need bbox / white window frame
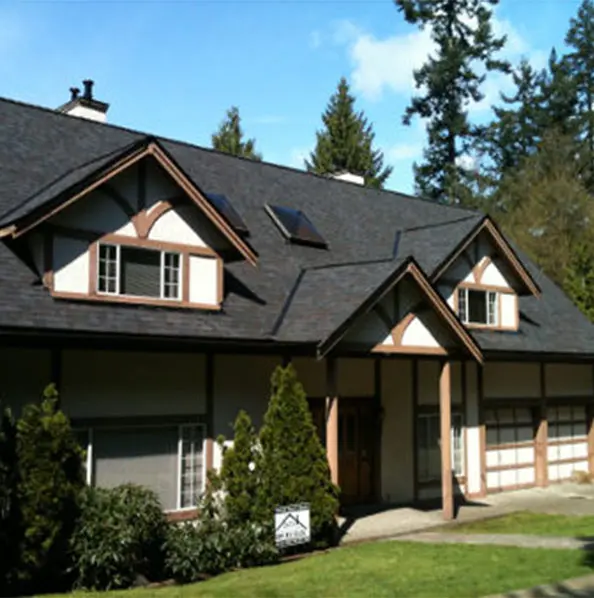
[96,243,182,301]
[74,422,205,513]
[417,412,464,482]
[458,287,498,326]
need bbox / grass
[56,541,592,598]
[444,511,594,538]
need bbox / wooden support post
[326,359,339,487]
[535,362,548,487]
[440,360,454,521]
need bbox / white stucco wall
[381,359,414,503]
[465,362,482,494]
[53,237,90,294]
[61,350,206,418]
[545,364,593,397]
[0,348,52,417]
[189,256,219,305]
[401,317,441,348]
[500,293,517,327]
[481,260,511,288]
[149,206,209,247]
[483,362,540,399]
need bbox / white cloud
[336,12,542,113]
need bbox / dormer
[433,218,540,332]
[3,139,257,311]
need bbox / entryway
[309,397,378,506]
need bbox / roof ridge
[0,95,480,216]
[400,215,481,234]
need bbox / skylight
[265,204,327,248]
[205,193,249,235]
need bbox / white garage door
[486,407,535,491]
[547,405,589,482]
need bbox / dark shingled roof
[0,96,592,357]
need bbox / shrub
[0,404,19,595]
[165,474,277,584]
[16,384,85,593]
[70,484,168,591]
[256,365,339,548]
[218,410,259,527]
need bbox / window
[74,423,204,511]
[97,244,181,300]
[457,288,498,326]
[265,204,327,248]
[417,412,463,482]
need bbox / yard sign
[274,503,311,548]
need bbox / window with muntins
[458,288,498,326]
[416,412,464,482]
[97,244,181,300]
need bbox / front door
[308,398,377,505]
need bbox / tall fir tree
[306,77,393,188]
[211,106,262,161]
[565,0,594,189]
[394,0,509,203]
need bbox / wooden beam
[535,362,548,487]
[326,358,339,487]
[440,360,454,520]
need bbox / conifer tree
[565,0,594,188]
[256,365,339,547]
[218,410,259,527]
[395,0,509,203]
[306,77,393,188]
[16,384,85,593]
[212,106,262,161]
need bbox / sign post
[274,503,311,548]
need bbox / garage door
[485,407,536,491]
[547,405,589,482]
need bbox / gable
[24,155,235,310]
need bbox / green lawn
[445,511,594,537]
[57,541,592,598]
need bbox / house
[1,81,594,522]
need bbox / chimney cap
[69,87,80,101]
[82,79,94,100]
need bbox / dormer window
[457,288,498,326]
[98,244,181,300]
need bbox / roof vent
[330,171,365,185]
[57,79,109,123]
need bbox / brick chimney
[57,79,109,123]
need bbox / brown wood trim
[472,256,492,284]
[458,281,515,295]
[461,361,469,485]
[52,289,221,311]
[486,462,534,473]
[217,257,224,305]
[12,142,258,266]
[43,231,54,289]
[140,200,175,239]
[137,159,146,212]
[548,457,590,467]
[486,441,535,451]
[88,242,98,294]
[205,353,214,473]
[548,437,588,447]
[166,508,198,523]
[100,233,217,257]
[182,253,190,303]
[372,345,447,356]
[392,312,415,345]
[478,365,487,497]
[406,263,483,364]
[412,359,419,503]
[373,358,382,502]
[431,218,541,298]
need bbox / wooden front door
[308,398,377,505]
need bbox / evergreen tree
[16,384,85,593]
[218,410,259,527]
[565,0,594,188]
[256,365,339,548]
[0,405,19,595]
[211,106,262,161]
[395,0,509,203]
[564,239,594,321]
[306,77,393,188]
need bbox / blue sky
[0,0,583,193]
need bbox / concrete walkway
[393,531,592,550]
[484,574,594,597]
